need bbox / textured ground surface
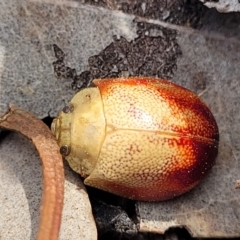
[1,0,240,239]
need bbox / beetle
[51,77,219,201]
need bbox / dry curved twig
[0,105,64,240]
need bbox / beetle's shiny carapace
[51,77,219,201]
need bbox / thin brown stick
[0,105,64,240]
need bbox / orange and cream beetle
[51,77,219,201]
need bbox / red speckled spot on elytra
[81,77,220,201]
[94,77,218,140]
[85,129,218,201]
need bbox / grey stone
[1,0,240,238]
[0,0,137,118]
